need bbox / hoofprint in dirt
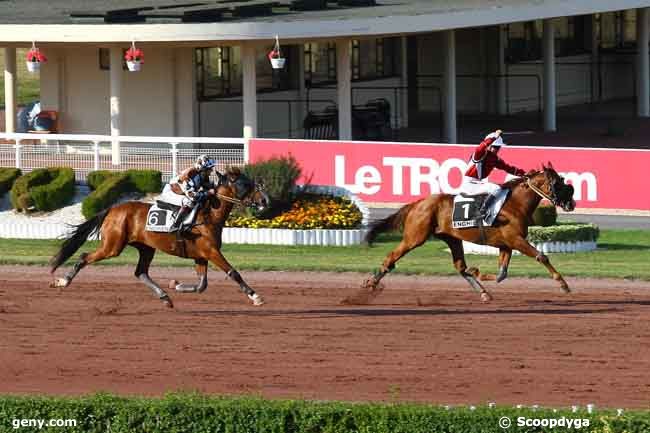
[1,265,649,408]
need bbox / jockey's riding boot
[478,193,496,219]
[172,205,191,233]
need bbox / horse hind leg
[50,231,126,289]
[132,243,173,308]
[51,252,89,288]
[172,259,208,293]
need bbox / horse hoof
[161,295,174,308]
[480,291,493,302]
[561,283,571,294]
[50,277,69,288]
[362,278,376,289]
[249,293,264,306]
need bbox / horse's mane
[500,169,543,189]
[223,166,242,177]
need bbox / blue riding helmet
[195,154,217,171]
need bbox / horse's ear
[547,161,554,170]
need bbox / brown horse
[49,168,269,308]
[357,164,576,303]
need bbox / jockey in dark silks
[460,130,526,218]
[160,154,220,234]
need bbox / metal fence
[0,133,246,182]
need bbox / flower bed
[463,223,600,255]
[227,194,362,230]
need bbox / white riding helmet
[195,154,217,170]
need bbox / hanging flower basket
[124,42,144,72]
[25,43,46,73]
[268,35,286,69]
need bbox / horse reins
[526,178,555,204]
[215,192,242,205]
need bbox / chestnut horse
[358,164,576,302]
[50,168,269,308]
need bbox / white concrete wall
[40,45,195,136]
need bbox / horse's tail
[49,209,110,273]
[364,200,421,246]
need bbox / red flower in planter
[26,48,47,63]
[124,47,144,63]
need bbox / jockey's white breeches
[460,176,501,195]
[159,183,193,207]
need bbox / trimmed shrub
[10,167,75,212]
[87,170,115,191]
[82,169,162,219]
[82,173,131,219]
[528,223,600,243]
[532,203,558,227]
[126,169,162,193]
[0,167,21,196]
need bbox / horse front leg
[496,247,512,283]
[207,251,263,306]
[439,235,492,302]
[511,237,570,293]
[173,259,208,293]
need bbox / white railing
[0,133,247,182]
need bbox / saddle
[155,200,180,212]
[452,188,510,229]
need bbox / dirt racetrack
[1,265,650,408]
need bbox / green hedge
[82,173,131,219]
[0,168,21,196]
[10,167,75,212]
[82,169,162,219]
[87,170,161,193]
[528,223,600,243]
[0,394,645,433]
[532,203,558,226]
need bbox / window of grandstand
[598,11,637,50]
[304,38,400,86]
[304,42,337,86]
[506,16,590,63]
[196,46,296,100]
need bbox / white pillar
[637,8,650,117]
[443,30,457,143]
[543,19,557,132]
[297,43,307,138]
[241,42,258,139]
[3,48,16,133]
[497,25,508,115]
[336,39,352,140]
[400,36,409,128]
[109,46,122,165]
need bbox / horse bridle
[526,175,558,205]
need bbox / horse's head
[219,167,270,212]
[528,163,576,212]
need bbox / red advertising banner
[249,139,650,210]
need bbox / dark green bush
[87,170,115,191]
[10,167,75,212]
[0,168,21,196]
[0,394,644,433]
[81,173,131,219]
[82,169,162,219]
[528,223,600,243]
[125,169,162,194]
[240,155,302,219]
[243,155,302,205]
[532,203,558,226]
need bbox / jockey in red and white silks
[461,130,526,216]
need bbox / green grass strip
[0,393,646,433]
[0,229,648,280]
